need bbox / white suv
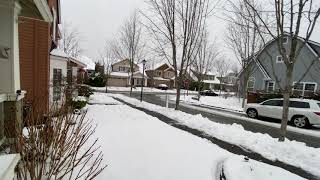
[244,98,320,128]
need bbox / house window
[119,66,127,72]
[267,81,275,92]
[156,71,162,76]
[282,37,288,44]
[293,82,317,97]
[136,79,143,85]
[247,77,255,91]
[276,56,284,63]
[53,68,62,101]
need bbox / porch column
[0,1,24,141]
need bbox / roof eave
[34,0,53,22]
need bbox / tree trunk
[279,69,293,142]
[105,76,108,93]
[197,80,201,101]
[130,61,134,97]
[175,77,182,110]
[242,92,247,108]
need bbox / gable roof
[112,59,139,67]
[238,33,320,80]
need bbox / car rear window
[289,101,310,108]
[318,103,320,108]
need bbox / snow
[85,93,304,180]
[221,156,305,180]
[0,154,20,179]
[180,102,320,138]
[77,55,95,70]
[89,93,121,104]
[109,93,320,178]
[50,49,68,58]
[73,96,87,102]
[92,86,198,94]
[177,95,243,112]
[109,72,130,77]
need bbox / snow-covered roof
[50,49,68,58]
[203,77,221,84]
[70,57,87,68]
[153,77,170,81]
[77,55,95,70]
[110,72,129,78]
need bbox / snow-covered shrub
[15,102,106,179]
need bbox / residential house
[220,72,238,92]
[49,49,68,107]
[202,73,221,90]
[239,35,320,97]
[108,59,148,87]
[146,63,175,88]
[67,57,87,98]
[0,0,59,177]
[19,0,61,113]
[49,49,91,107]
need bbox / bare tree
[243,0,320,141]
[59,22,82,57]
[225,0,265,107]
[113,11,144,96]
[99,41,117,93]
[143,0,211,110]
[215,58,230,95]
[192,31,219,100]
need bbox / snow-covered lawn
[92,86,198,94]
[173,95,244,112]
[85,93,305,180]
[109,93,320,178]
[220,156,303,180]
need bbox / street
[123,92,320,148]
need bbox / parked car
[200,90,218,96]
[157,84,168,90]
[244,98,320,128]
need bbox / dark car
[200,90,218,96]
[157,84,168,90]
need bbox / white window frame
[276,55,284,63]
[282,36,288,44]
[293,82,317,96]
[267,81,275,92]
[247,77,255,91]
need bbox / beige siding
[112,59,139,72]
[108,77,128,87]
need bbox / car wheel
[292,116,310,128]
[247,109,258,118]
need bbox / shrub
[87,72,106,87]
[72,96,88,109]
[78,85,94,97]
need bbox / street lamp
[140,59,147,102]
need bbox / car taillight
[314,112,320,116]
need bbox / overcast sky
[61,0,320,67]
